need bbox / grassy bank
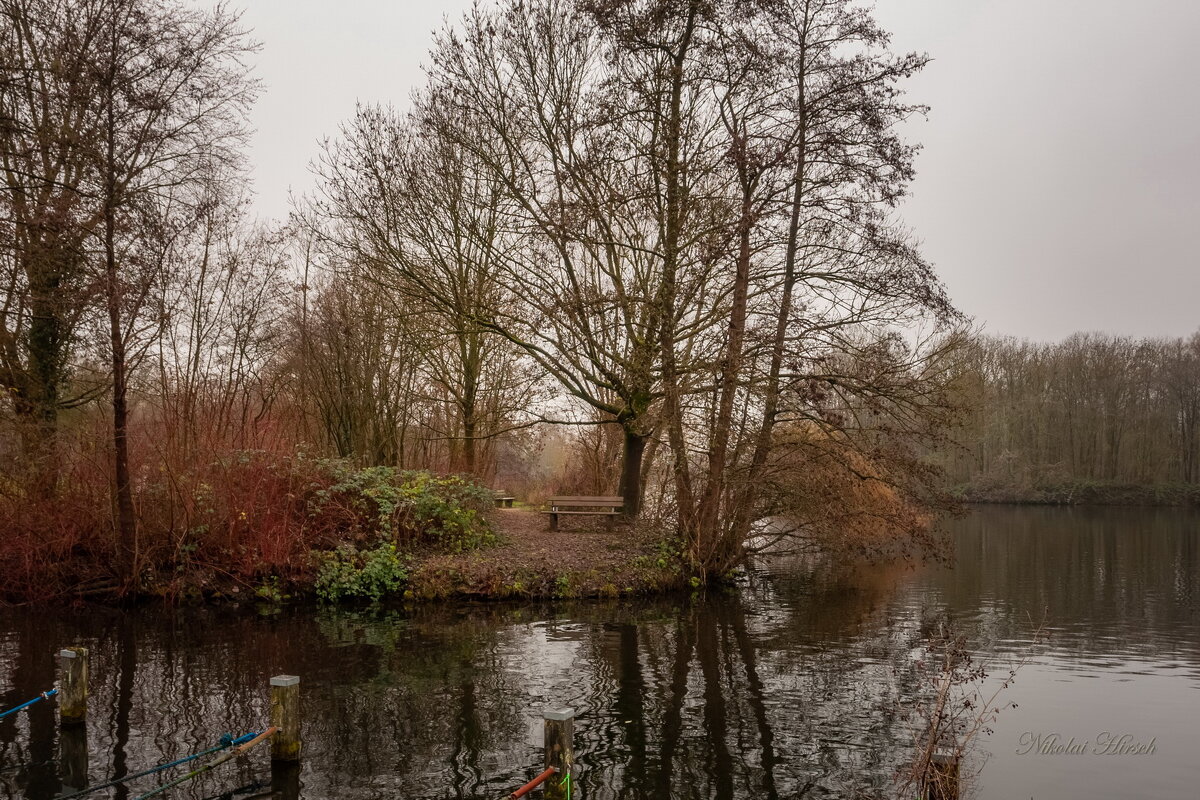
[954,479,1200,507]
[0,454,682,604]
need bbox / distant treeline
[941,333,1200,503]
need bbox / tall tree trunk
[658,4,701,540]
[107,234,137,582]
[462,412,477,474]
[1183,402,1198,484]
[732,107,807,540]
[104,78,137,584]
[459,332,481,475]
[618,425,648,517]
[695,180,754,569]
[18,252,67,495]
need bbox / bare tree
[85,0,258,582]
[0,0,106,491]
[289,259,426,465]
[575,0,957,573]
[306,104,539,476]
[420,0,736,515]
[152,208,292,459]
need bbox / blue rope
[57,731,258,799]
[135,729,272,800]
[0,689,57,720]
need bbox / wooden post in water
[270,675,301,761]
[925,749,960,800]
[543,708,574,800]
[58,647,88,725]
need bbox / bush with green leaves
[391,470,496,552]
[314,542,409,602]
[309,464,495,552]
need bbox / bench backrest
[547,495,624,509]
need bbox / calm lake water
[1,506,1198,799]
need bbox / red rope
[509,766,557,799]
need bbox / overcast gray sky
[232,0,1200,342]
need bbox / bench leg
[549,513,558,532]
[605,515,614,532]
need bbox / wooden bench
[491,490,516,508]
[541,496,624,531]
